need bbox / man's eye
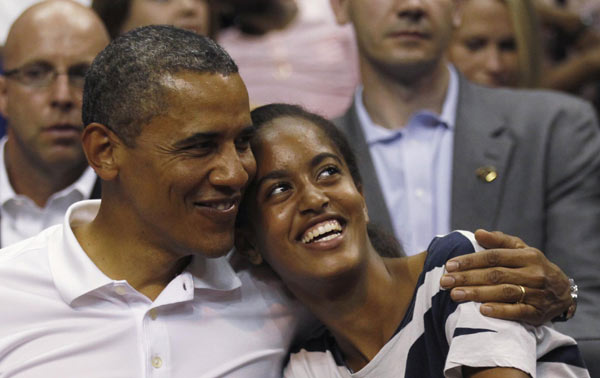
[180,142,214,154]
[23,65,51,80]
[68,64,90,80]
[235,136,251,151]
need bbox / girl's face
[242,117,370,289]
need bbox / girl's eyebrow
[310,152,343,169]
[255,152,342,188]
[255,170,289,190]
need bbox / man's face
[121,0,210,35]
[0,20,107,169]
[332,0,458,76]
[117,72,256,258]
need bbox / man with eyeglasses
[0,0,109,247]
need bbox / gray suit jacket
[335,76,600,373]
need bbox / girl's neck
[291,252,427,372]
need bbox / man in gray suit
[330,0,600,372]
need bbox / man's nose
[209,144,250,190]
[178,0,201,14]
[396,0,426,21]
[49,73,77,111]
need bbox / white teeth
[301,220,343,244]
[198,201,234,211]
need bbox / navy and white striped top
[285,231,589,377]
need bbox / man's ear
[81,123,121,181]
[329,0,351,25]
[235,227,263,266]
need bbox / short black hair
[82,25,238,146]
[246,103,403,258]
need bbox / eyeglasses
[3,62,90,89]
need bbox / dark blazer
[335,76,600,373]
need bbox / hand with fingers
[439,229,574,326]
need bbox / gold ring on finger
[517,285,526,304]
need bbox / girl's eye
[317,165,340,180]
[465,38,486,52]
[267,182,291,198]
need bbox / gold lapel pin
[475,166,498,183]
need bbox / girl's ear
[363,202,370,224]
[235,228,263,266]
[356,182,370,223]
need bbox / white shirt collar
[0,136,97,206]
[50,200,242,305]
[0,137,17,204]
[355,64,459,143]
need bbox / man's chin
[192,237,235,259]
[44,150,88,168]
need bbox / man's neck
[360,59,451,129]
[73,197,192,301]
[4,141,88,208]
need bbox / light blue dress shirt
[354,66,459,255]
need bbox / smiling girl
[236,104,589,378]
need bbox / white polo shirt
[0,137,98,247]
[0,200,310,377]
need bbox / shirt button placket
[146,307,170,377]
[152,356,162,369]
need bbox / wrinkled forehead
[4,14,107,68]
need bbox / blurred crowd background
[1,0,599,130]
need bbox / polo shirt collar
[356,64,459,144]
[50,200,241,305]
[0,136,97,206]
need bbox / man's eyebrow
[172,124,254,149]
[13,59,52,69]
[173,132,218,149]
[238,125,256,137]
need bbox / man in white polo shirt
[0,23,312,377]
[0,0,107,247]
[0,21,576,378]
